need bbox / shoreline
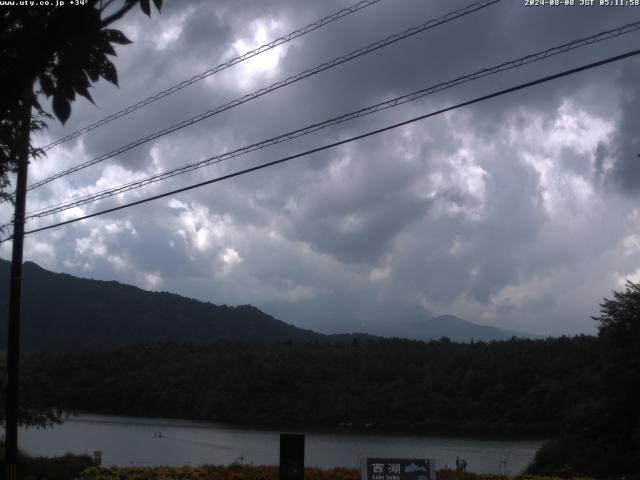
[64,411,551,441]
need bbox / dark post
[4,98,31,480]
[279,434,305,480]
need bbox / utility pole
[4,97,31,480]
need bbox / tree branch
[100,0,138,27]
[99,0,118,13]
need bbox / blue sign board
[363,458,435,480]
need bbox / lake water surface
[18,414,543,474]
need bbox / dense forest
[21,335,599,437]
[528,281,640,477]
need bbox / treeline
[23,335,600,437]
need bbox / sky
[3,0,640,336]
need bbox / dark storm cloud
[605,62,640,194]
[6,0,640,337]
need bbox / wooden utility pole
[4,97,31,480]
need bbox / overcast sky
[3,0,640,336]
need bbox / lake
[18,414,543,474]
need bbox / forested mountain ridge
[0,259,327,350]
[0,259,534,350]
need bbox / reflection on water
[18,414,542,474]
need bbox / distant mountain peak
[360,313,539,343]
[428,314,467,325]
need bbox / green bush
[0,442,95,480]
[23,453,96,480]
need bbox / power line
[3,47,636,243]
[20,20,640,221]
[22,0,502,194]
[36,0,385,153]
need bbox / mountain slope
[424,314,539,341]
[0,259,325,350]
[0,259,539,350]
[363,314,539,342]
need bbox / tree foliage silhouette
[528,280,640,477]
[591,280,640,474]
[0,353,64,429]
[0,0,162,201]
[0,0,162,429]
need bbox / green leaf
[38,73,55,97]
[85,60,100,83]
[74,77,94,104]
[31,97,42,112]
[99,37,116,56]
[101,59,118,86]
[52,94,71,124]
[102,28,132,45]
[152,0,162,11]
[140,0,151,16]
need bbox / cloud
[603,63,640,194]
[4,0,640,338]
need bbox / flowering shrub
[436,473,592,480]
[0,451,95,480]
[76,465,360,480]
[76,466,595,480]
